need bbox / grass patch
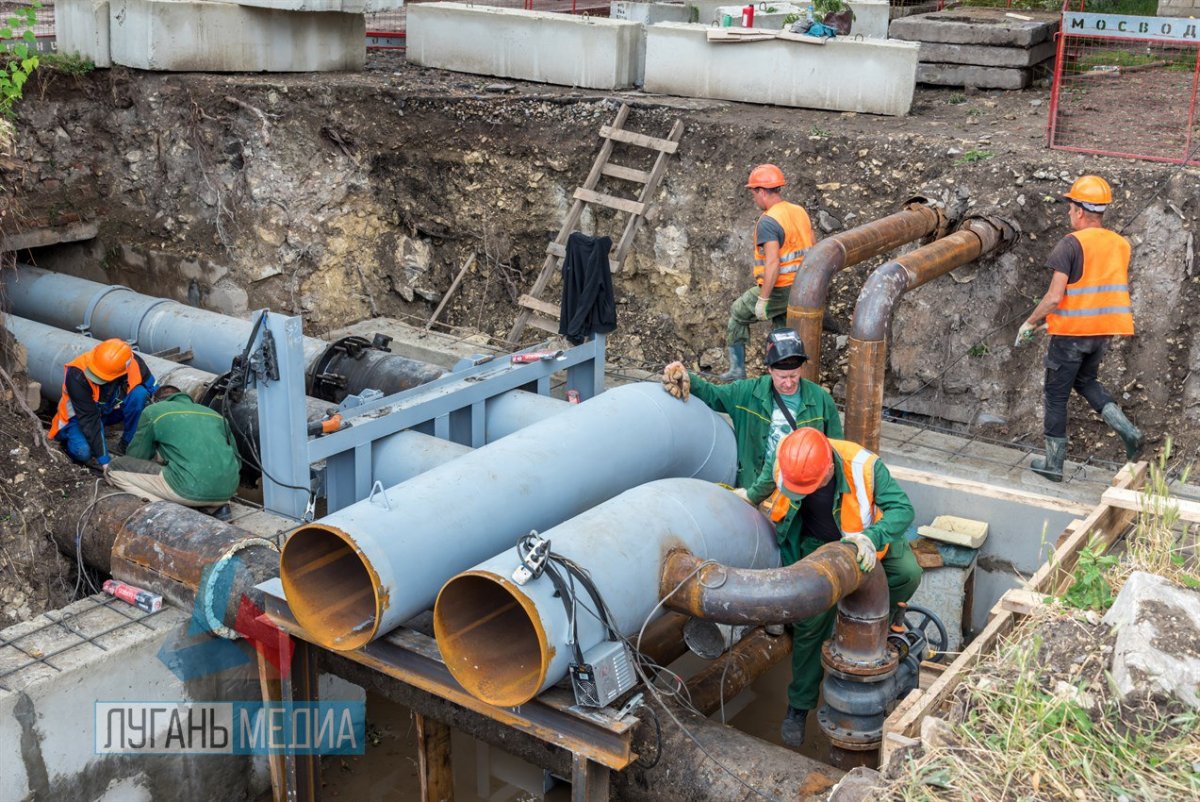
[956,149,993,164]
[37,53,95,75]
[947,93,967,105]
[809,125,831,138]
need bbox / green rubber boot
[1101,403,1145,462]
[1031,437,1067,483]
[718,343,746,382]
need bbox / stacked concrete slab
[408,3,643,90]
[58,0,391,71]
[890,8,1060,90]
[644,22,919,115]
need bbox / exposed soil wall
[7,56,1199,475]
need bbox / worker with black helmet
[660,327,841,502]
[1016,174,1143,481]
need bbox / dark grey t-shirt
[756,215,786,248]
[1046,235,1084,284]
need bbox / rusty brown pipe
[51,495,278,638]
[843,215,1018,451]
[787,200,946,383]
[685,627,793,715]
[662,540,865,625]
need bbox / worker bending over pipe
[754,427,921,747]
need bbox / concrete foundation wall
[407,3,642,90]
[57,0,112,68]
[644,23,918,116]
[109,0,366,72]
[899,472,1081,635]
[0,597,270,801]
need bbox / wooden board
[573,188,646,216]
[1100,486,1200,523]
[598,125,680,154]
[518,293,561,318]
[706,28,776,43]
[881,460,1149,758]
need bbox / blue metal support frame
[256,326,606,518]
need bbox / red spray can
[103,579,163,613]
[741,4,754,27]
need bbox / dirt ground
[2,52,1199,622]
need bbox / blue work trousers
[54,384,151,463]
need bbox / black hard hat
[764,328,808,368]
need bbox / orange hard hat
[778,428,833,496]
[1063,175,1112,211]
[746,164,786,190]
[86,338,133,382]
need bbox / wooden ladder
[506,103,683,346]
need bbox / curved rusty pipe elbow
[787,201,946,382]
[844,215,1019,449]
[660,541,887,633]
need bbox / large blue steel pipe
[2,265,445,399]
[279,382,738,651]
[434,478,780,707]
[6,316,567,487]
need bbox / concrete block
[108,0,366,72]
[917,61,1036,90]
[908,559,975,653]
[0,595,268,800]
[611,1,692,25]
[644,23,919,116]
[56,0,112,68]
[1103,571,1200,709]
[890,8,1059,48]
[918,39,1056,68]
[407,3,642,91]
[213,0,399,10]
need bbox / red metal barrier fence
[1048,11,1200,164]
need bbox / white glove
[841,533,877,573]
[731,487,751,504]
[754,296,770,321]
[1014,321,1038,347]
[661,361,691,401]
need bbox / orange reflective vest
[753,201,815,289]
[1046,228,1134,337]
[48,354,145,439]
[760,439,883,536]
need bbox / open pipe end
[434,572,550,708]
[280,524,382,652]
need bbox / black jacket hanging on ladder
[559,232,617,345]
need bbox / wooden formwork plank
[883,461,1149,746]
[416,714,454,802]
[1100,486,1200,523]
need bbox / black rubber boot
[1101,403,1145,462]
[780,706,808,748]
[718,343,746,382]
[1031,437,1067,482]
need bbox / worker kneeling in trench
[105,384,241,518]
[753,427,922,748]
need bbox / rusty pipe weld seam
[659,541,872,626]
[787,202,943,381]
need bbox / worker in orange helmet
[1016,175,1143,481]
[755,427,920,749]
[47,338,156,467]
[718,164,817,381]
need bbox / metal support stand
[253,313,311,520]
[570,754,611,802]
[256,628,321,802]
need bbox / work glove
[661,361,691,401]
[731,487,752,504]
[841,533,877,573]
[754,296,770,321]
[1014,321,1039,347]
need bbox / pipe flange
[822,640,900,678]
[128,298,175,349]
[78,284,132,337]
[306,335,391,401]
[817,709,883,751]
[197,537,280,640]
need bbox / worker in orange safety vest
[48,338,156,467]
[1016,175,1143,481]
[751,427,920,749]
[718,164,816,381]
